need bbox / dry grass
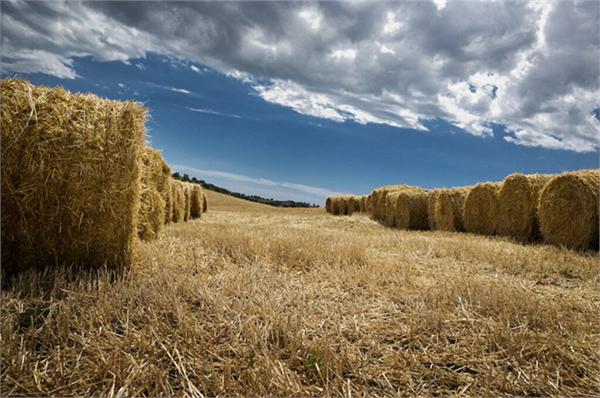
[2,192,598,396]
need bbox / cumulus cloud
[2,0,598,152]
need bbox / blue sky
[2,1,599,205]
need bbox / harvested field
[2,191,598,396]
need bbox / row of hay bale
[325,195,366,216]
[325,170,599,251]
[1,79,207,276]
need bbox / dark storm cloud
[2,0,598,151]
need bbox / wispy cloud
[186,107,241,119]
[172,164,345,200]
[168,86,191,94]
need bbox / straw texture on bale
[183,183,192,221]
[347,196,361,215]
[1,79,146,273]
[325,197,333,214]
[334,196,347,215]
[202,192,208,213]
[497,174,553,241]
[171,181,186,222]
[427,190,442,230]
[137,147,169,241]
[190,184,203,219]
[164,179,173,224]
[383,192,402,227]
[371,185,413,221]
[538,170,599,250]
[360,196,367,213]
[463,182,502,235]
[137,189,165,241]
[366,195,373,215]
[394,189,430,230]
[435,188,470,232]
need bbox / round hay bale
[347,196,361,215]
[1,79,146,273]
[435,187,471,232]
[202,192,208,213]
[463,182,502,235]
[138,189,165,241]
[339,196,350,215]
[325,197,333,214]
[183,183,192,221]
[331,196,343,215]
[538,170,599,250]
[360,196,367,213]
[395,189,429,230]
[138,147,171,238]
[164,178,173,224]
[190,184,203,219]
[427,190,442,230]
[497,173,554,241]
[171,180,186,222]
[371,185,414,221]
[383,192,402,227]
[366,194,374,215]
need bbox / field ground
[2,190,599,396]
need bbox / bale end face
[497,173,553,241]
[190,184,203,219]
[435,188,470,232]
[395,189,429,230]
[463,182,502,235]
[538,170,599,250]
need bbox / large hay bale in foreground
[497,173,553,241]
[435,188,470,232]
[190,184,203,219]
[427,190,442,230]
[395,189,430,230]
[171,180,186,222]
[1,79,146,273]
[137,147,170,241]
[463,182,502,235]
[538,170,599,250]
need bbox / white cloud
[186,107,241,119]
[168,87,191,94]
[3,0,599,152]
[190,64,200,73]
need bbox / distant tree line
[172,172,320,208]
